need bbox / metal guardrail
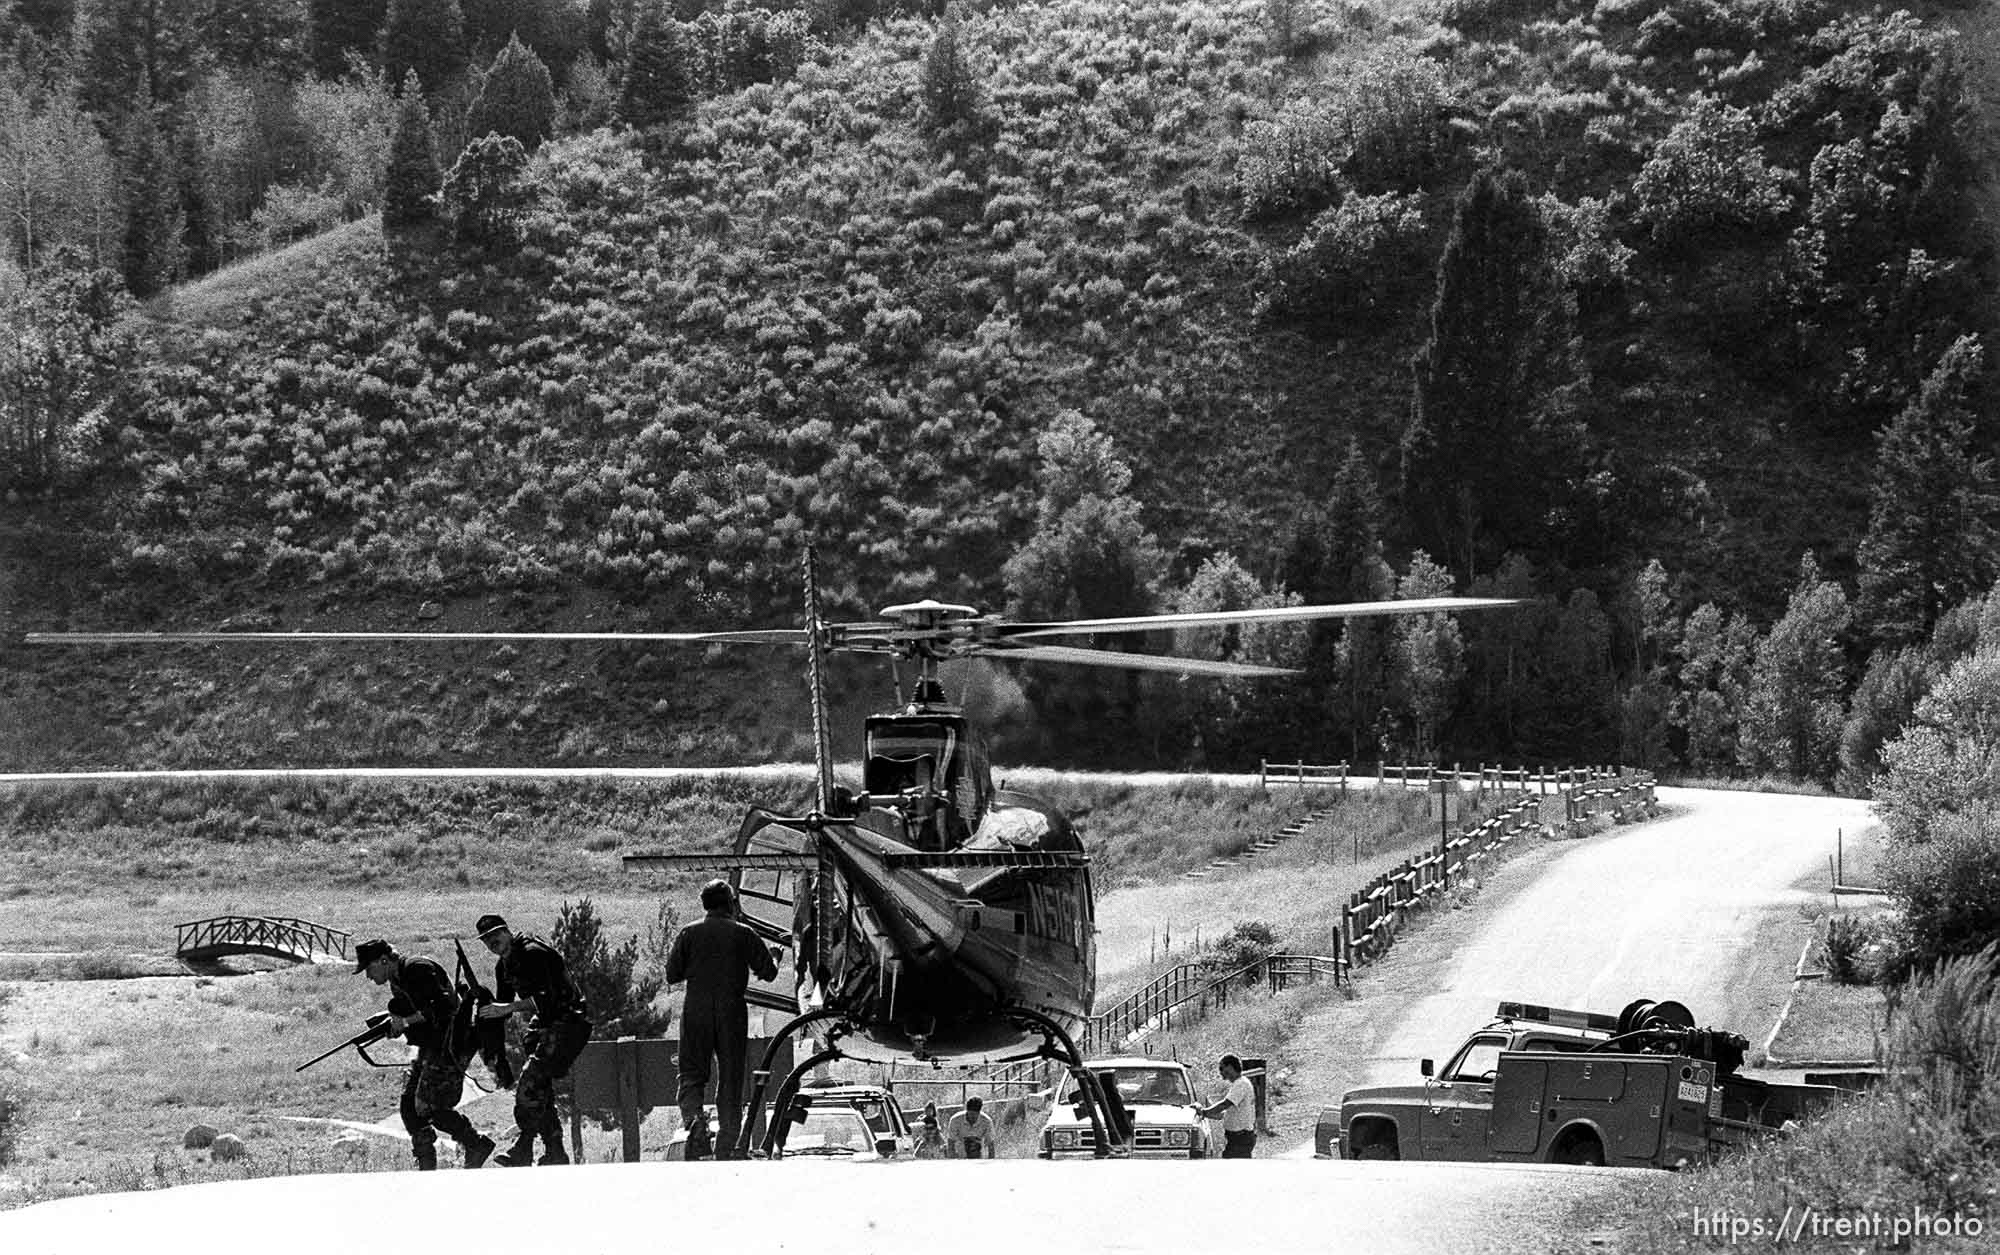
[175,915,351,963]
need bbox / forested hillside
[1,0,1996,779]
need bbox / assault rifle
[453,937,515,1089]
[296,1012,402,1072]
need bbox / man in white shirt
[1196,1054,1257,1158]
[944,1095,999,1159]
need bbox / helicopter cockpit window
[866,724,958,792]
[865,753,937,797]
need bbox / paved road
[0,1158,1650,1255]
[1352,786,1872,1088]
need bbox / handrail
[174,914,351,963]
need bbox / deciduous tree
[1671,602,1758,775]
[0,75,120,272]
[0,252,135,492]
[1388,550,1463,761]
[1739,553,1852,780]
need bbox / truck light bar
[1496,1001,1620,1034]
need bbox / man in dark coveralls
[666,879,779,1159]
[355,938,496,1171]
[474,913,593,1166]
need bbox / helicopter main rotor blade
[24,629,809,646]
[622,852,820,872]
[996,596,1521,639]
[989,644,1299,678]
[0,765,817,787]
[882,850,1090,869]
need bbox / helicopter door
[730,809,814,1014]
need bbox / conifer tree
[117,92,185,298]
[1280,439,1393,759]
[74,0,212,115]
[466,33,556,150]
[310,0,390,77]
[383,72,441,231]
[1401,165,1583,583]
[1856,335,1999,649]
[616,0,694,132]
[918,7,979,138]
[382,0,469,95]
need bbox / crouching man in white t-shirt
[1196,1054,1257,1158]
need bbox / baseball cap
[353,938,393,972]
[475,914,508,938]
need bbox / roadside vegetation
[1620,947,2000,1253]
[5,0,1998,780]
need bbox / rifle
[296,1012,401,1072]
[453,938,516,1089]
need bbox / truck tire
[1551,1130,1605,1167]
[1352,1132,1399,1161]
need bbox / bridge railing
[175,915,351,962]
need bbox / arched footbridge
[176,916,351,965]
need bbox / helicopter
[24,544,1516,1159]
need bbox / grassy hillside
[3,0,1994,773]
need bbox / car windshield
[1445,1036,1507,1082]
[1060,1066,1193,1106]
[807,1093,901,1136]
[787,1108,876,1156]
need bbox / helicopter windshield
[865,722,958,795]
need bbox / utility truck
[1317,999,1847,1169]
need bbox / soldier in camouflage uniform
[355,938,496,1171]
[475,914,592,1166]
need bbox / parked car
[663,1099,895,1161]
[791,1081,913,1157]
[1038,1057,1211,1159]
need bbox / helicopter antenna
[801,543,835,816]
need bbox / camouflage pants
[400,1051,478,1163]
[515,1018,591,1141]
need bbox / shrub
[1629,95,1790,255]
[1880,810,2000,982]
[1881,943,2000,1205]
[439,133,535,248]
[551,896,670,1038]
[1259,191,1426,323]
[1198,919,1280,984]
[1816,912,1880,985]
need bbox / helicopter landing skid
[735,1007,1121,1160]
